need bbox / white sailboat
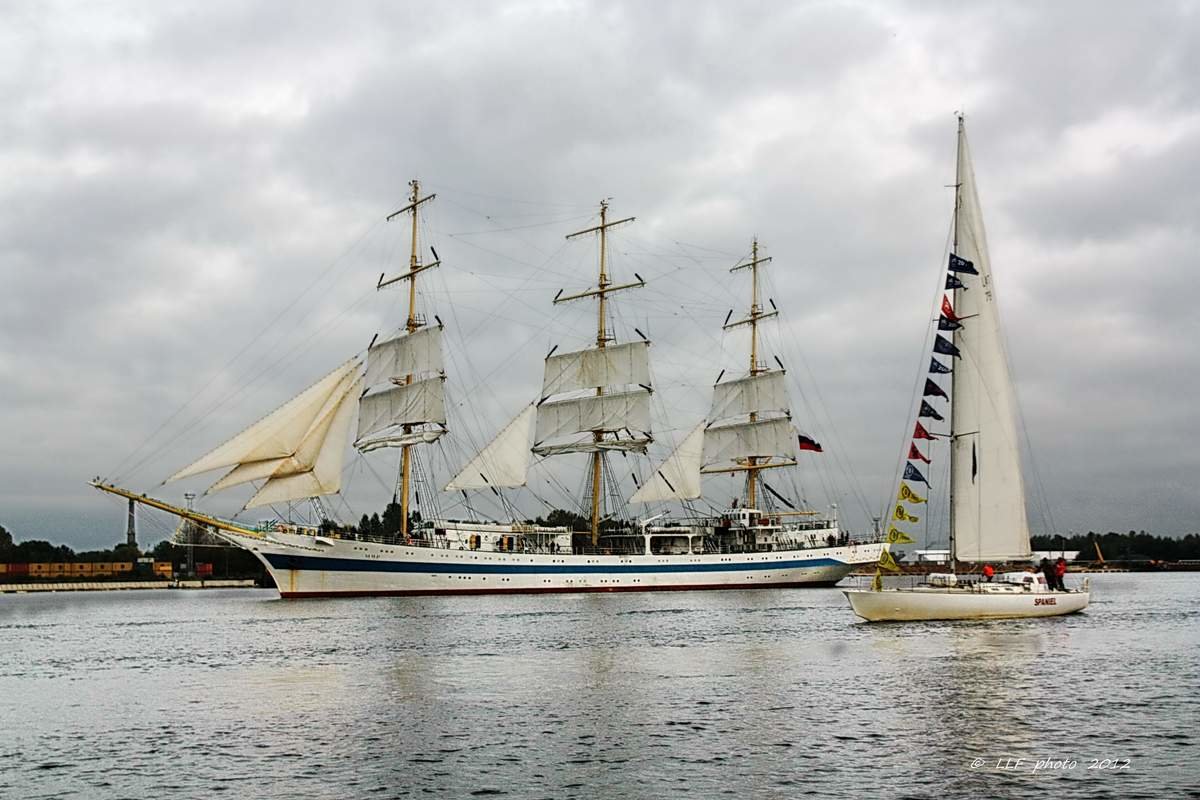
[844,117,1090,622]
[93,188,884,597]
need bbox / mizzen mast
[708,239,793,507]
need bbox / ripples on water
[1,574,1197,798]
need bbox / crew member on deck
[982,563,995,582]
[1054,557,1068,591]
[1040,558,1055,590]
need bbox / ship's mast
[563,201,637,544]
[949,116,963,567]
[380,179,439,539]
[721,239,786,508]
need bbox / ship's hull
[221,530,885,598]
[843,585,1090,622]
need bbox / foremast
[368,180,442,539]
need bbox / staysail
[629,422,705,503]
[949,121,1031,562]
[166,359,363,507]
[444,404,536,491]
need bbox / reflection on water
[1,574,1196,798]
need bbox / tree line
[1030,530,1200,562]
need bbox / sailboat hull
[843,585,1090,622]
[219,529,885,598]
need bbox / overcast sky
[3,0,1198,550]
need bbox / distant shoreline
[0,578,261,594]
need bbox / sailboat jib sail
[948,124,1031,563]
[629,422,705,503]
[444,404,536,491]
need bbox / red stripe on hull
[278,580,840,599]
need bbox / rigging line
[886,218,958,525]
[445,233,580,281]
[447,213,596,236]
[115,284,381,484]
[423,182,596,209]
[107,216,387,481]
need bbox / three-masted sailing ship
[94,184,884,597]
[843,117,1090,621]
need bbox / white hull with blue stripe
[218,524,886,598]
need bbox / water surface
[2,573,1196,798]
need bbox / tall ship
[95,183,885,597]
[844,117,1089,621]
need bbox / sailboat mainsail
[948,121,1031,563]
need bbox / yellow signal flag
[887,527,915,544]
[892,504,920,523]
[871,569,883,592]
[878,548,901,572]
[898,483,927,504]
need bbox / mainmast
[561,201,640,544]
[379,180,439,539]
[949,117,963,567]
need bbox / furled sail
[949,124,1031,563]
[444,404,536,490]
[532,438,651,457]
[629,422,705,503]
[709,370,789,422]
[356,377,446,442]
[168,359,362,483]
[702,418,795,466]
[541,341,650,398]
[356,430,444,454]
[364,326,443,388]
[534,390,650,443]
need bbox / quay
[0,579,259,593]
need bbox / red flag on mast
[908,443,930,463]
[941,295,958,321]
[913,421,937,440]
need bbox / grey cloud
[2,0,1198,549]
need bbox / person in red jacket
[982,563,995,582]
[1054,557,1068,591]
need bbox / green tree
[381,502,404,535]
